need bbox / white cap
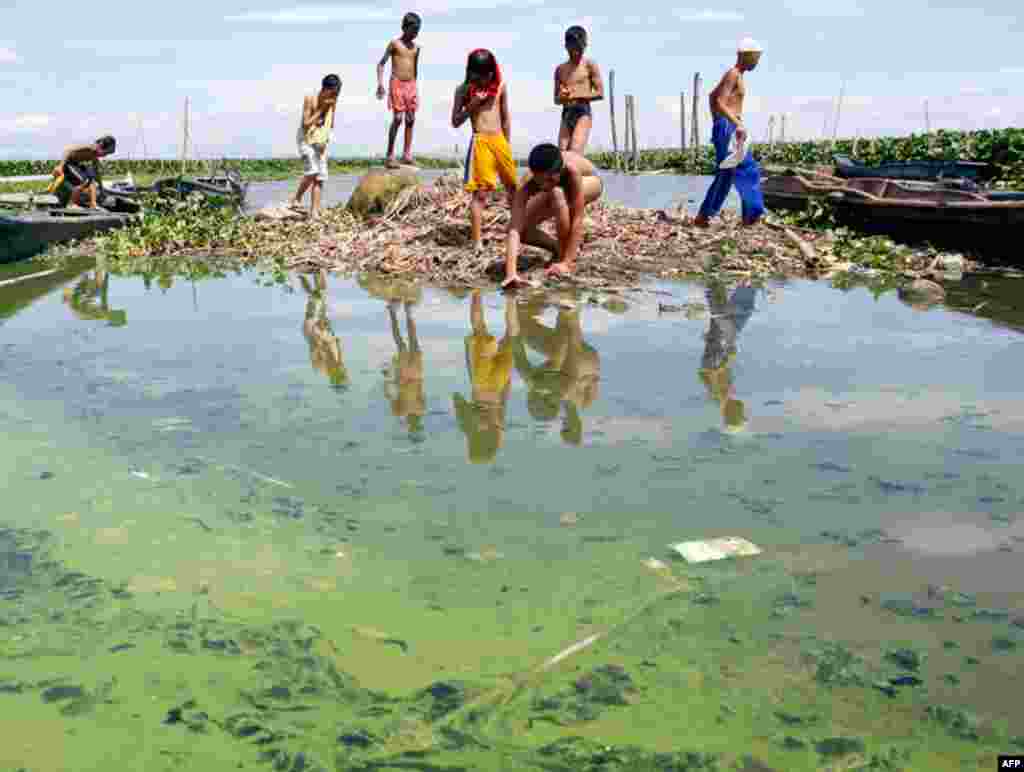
[738,37,763,52]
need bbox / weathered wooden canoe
[833,154,992,182]
[107,173,247,204]
[764,174,1024,226]
[1,208,138,263]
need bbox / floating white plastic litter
[669,536,762,563]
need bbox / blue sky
[2,0,1022,160]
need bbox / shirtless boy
[554,26,604,153]
[693,38,765,227]
[451,49,517,251]
[376,12,421,168]
[52,135,116,208]
[290,73,340,218]
[502,143,602,288]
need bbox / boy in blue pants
[693,38,765,227]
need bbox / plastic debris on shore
[669,536,763,563]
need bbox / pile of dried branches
[282,172,849,288]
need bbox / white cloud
[226,6,393,23]
[0,114,51,133]
[0,47,19,64]
[227,0,542,24]
[673,9,744,22]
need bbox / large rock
[346,169,420,218]
[898,279,946,309]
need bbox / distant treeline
[0,156,459,178]
[4,128,1021,184]
[588,128,1024,183]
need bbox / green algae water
[2,264,1024,771]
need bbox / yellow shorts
[464,133,518,193]
[466,333,513,394]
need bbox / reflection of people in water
[62,262,127,326]
[513,295,600,445]
[454,290,518,463]
[384,299,426,437]
[698,280,756,432]
[357,275,426,437]
[300,270,348,388]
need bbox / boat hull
[1,209,136,263]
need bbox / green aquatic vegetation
[925,705,982,741]
[588,128,1024,184]
[0,156,459,179]
[528,665,639,725]
[807,641,870,687]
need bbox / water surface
[2,266,1023,771]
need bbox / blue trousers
[698,116,765,222]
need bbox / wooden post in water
[609,70,621,172]
[180,97,191,176]
[626,94,634,170]
[691,73,701,169]
[780,113,786,144]
[680,91,687,156]
[618,95,626,170]
[768,115,776,149]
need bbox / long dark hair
[465,49,497,85]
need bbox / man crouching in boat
[502,143,602,289]
[52,135,116,209]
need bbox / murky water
[247,170,722,213]
[2,265,1024,771]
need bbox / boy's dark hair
[402,12,421,29]
[528,143,563,173]
[322,73,341,91]
[465,49,497,81]
[96,135,116,153]
[565,26,587,49]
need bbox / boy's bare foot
[400,156,415,165]
[501,274,532,291]
[692,214,711,228]
[545,262,574,277]
[385,158,400,169]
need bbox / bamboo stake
[609,70,620,171]
[691,73,701,167]
[621,95,629,171]
[181,97,191,176]
[629,96,640,172]
[832,79,846,143]
[680,91,686,155]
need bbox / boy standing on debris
[693,38,765,227]
[451,48,517,252]
[52,135,116,209]
[290,73,340,219]
[377,12,422,168]
[554,26,604,153]
[502,143,602,288]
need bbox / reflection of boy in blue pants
[694,38,765,227]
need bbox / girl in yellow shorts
[451,49,518,250]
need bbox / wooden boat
[1,207,139,263]
[107,171,247,204]
[763,173,1024,228]
[833,154,992,182]
[762,173,1024,257]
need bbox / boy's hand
[735,124,748,142]
[376,85,386,100]
[558,83,572,101]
